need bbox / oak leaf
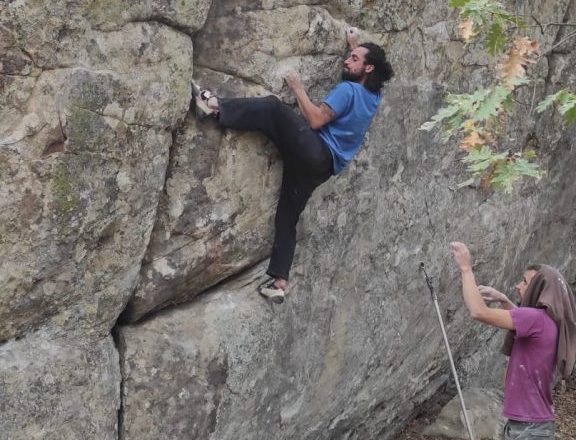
[514,37,539,58]
[460,130,485,151]
[498,37,539,89]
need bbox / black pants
[218,96,333,280]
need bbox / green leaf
[501,94,516,113]
[558,96,576,124]
[563,105,576,125]
[537,90,576,124]
[444,115,465,137]
[474,86,510,121]
[489,154,543,193]
[557,91,575,105]
[419,102,462,132]
[490,162,519,193]
[450,0,471,7]
[432,103,462,121]
[536,93,558,113]
[462,146,506,174]
[453,0,524,54]
[468,88,492,105]
[487,21,506,55]
[419,120,438,131]
[510,157,543,179]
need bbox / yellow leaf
[498,49,527,89]
[463,119,476,132]
[497,38,540,90]
[459,17,475,42]
[513,37,539,58]
[460,131,485,151]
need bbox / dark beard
[341,70,363,82]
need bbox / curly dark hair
[359,42,394,93]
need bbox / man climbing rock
[450,242,576,440]
[192,28,394,303]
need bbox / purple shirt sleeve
[510,307,544,338]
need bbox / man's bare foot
[274,277,287,291]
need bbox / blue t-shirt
[317,81,381,174]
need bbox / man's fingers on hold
[285,71,298,81]
[450,241,467,251]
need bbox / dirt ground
[396,381,576,440]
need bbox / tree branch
[540,30,576,57]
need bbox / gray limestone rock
[123,70,281,322]
[118,263,453,440]
[118,1,576,436]
[0,332,120,440]
[195,5,350,101]
[0,15,193,341]
[2,0,576,439]
[422,388,505,440]
[124,2,386,321]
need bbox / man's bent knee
[262,95,284,111]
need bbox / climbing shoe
[258,280,285,304]
[191,80,217,117]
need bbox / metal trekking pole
[419,262,475,440]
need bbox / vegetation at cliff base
[420,0,576,192]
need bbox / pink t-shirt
[503,307,558,422]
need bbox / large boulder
[2,0,576,439]
[118,263,452,440]
[118,1,576,438]
[122,71,281,321]
[0,2,204,341]
[422,388,505,440]
[0,1,206,437]
[0,332,120,440]
[117,92,576,439]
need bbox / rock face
[0,1,202,342]
[1,0,576,439]
[123,79,281,321]
[422,388,505,440]
[0,0,208,437]
[0,332,120,439]
[118,263,454,440]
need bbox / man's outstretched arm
[450,242,515,330]
[284,71,335,129]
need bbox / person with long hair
[450,242,576,440]
[192,29,394,303]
